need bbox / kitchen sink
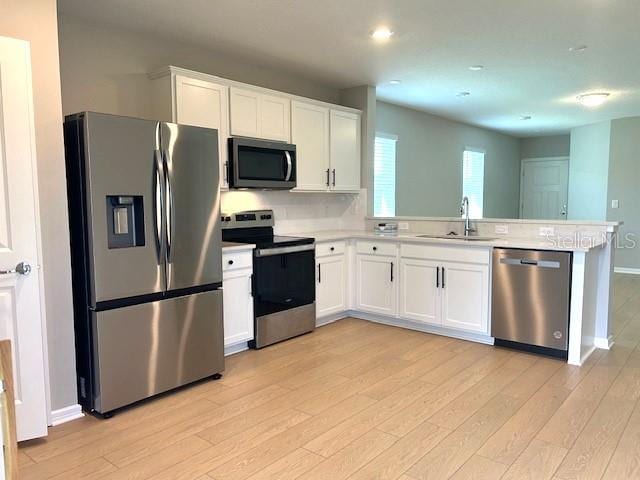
[416,234,497,241]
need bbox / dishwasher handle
[500,257,561,269]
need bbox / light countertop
[222,241,255,252]
[293,230,606,252]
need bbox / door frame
[519,156,569,219]
[0,36,52,428]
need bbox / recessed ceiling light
[520,115,532,120]
[457,91,471,97]
[468,65,484,71]
[388,79,401,85]
[569,45,588,53]
[371,27,394,41]
[577,92,610,107]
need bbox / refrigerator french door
[65,112,224,415]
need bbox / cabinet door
[223,269,254,347]
[260,94,291,142]
[441,262,489,333]
[399,258,440,325]
[316,254,346,317]
[229,87,260,138]
[292,101,330,191]
[175,75,230,188]
[356,254,397,315]
[330,110,361,192]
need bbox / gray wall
[375,101,521,218]
[58,15,341,118]
[519,135,570,159]
[0,0,77,411]
[568,121,611,221]
[607,117,640,269]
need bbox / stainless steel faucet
[460,196,475,236]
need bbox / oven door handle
[255,244,315,257]
[284,151,293,181]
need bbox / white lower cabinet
[399,258,440,324]
[316,248,347,318]
[441,262,489,333]
[355,253,397,316]
[222,250,254,349]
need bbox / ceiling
[58,0,640,137]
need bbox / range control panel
[221,209,274,229]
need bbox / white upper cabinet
[152,73,230,189]
[330,109,361,192]
[292,101,330,191]
[229,87,291,142]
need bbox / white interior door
[0,37,48,440]
[520,157,569,219]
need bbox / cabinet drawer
[400,243,490,265]
[356,240,397,257]
[316,241,346,257]
[223,251,253,273]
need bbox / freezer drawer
[491,248,571,352]
[91,289,223,413]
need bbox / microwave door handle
[284,151,293,181]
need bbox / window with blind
[374,133,397,217]
[462,149,485,219]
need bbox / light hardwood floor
[18,273,640,480]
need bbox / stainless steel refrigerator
[64,112,224,416]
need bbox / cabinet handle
[318,263,321,283]
[330,246,335,252]
[390,262,394,282]
[442,267,445,288]
[228,259,234,265]
[224,161,229,184]
[326,168,330,187]
[332,169,336,187]
[436,266,440,288]
[372,246,377,252]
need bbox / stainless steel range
[221,210,316,348]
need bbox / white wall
[519,134,570,159]
[568,121,611,221]
[1,0,77,413]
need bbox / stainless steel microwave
[228,137,296,189]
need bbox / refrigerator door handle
[162,150,175,264]
[153,150,165,264]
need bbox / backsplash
[221,190,367,234]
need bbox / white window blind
[462,149,485,219]
[374,133,397,217]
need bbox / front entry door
[0,37,48,440]
[520,157,569,220]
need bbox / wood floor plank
[449,455,508,480]
[48,457,117,480]
[244,448,324,480]
[348,422,451,480]
[296,429,397,480]
[601,399,640,479]
[501,439,568,480]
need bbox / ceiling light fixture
[569,45,588,53]
[577,92,610,107]
[468,65,484,71]
[520,115,532,120]
[457,91,470,97]
[388,79,401,85]
[371,27,394,41]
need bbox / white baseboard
[346,310,495,345]
[614,267,640,275]
[316,312,349,327]
[594,335,615,350]
[224,342,249,356]
[50,404,83,427]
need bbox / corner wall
[0,0,77,411]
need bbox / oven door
[253,245,315,318]
[228,137,297,189]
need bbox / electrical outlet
[398,222,409,230]
[539,226,555,236]
[494,224,509,235]
[612,199,619,209]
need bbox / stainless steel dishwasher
[491,248,571,358]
